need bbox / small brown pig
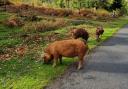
[43,39,88,70]
[96,26,104,41]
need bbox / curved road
[45,25,128,89]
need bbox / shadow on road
[85,62,128,74]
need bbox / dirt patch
[3,17,24,27]
[43,32,61,42]
[0,54,12,61]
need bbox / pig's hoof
[77,66,82,70]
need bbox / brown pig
[96,26,104,41]
[43,39,88,70]
[69,28,89,42]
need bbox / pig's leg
[100,34,103,40]
[78,55,84,70]
[59,56,62,64]
[96,35,100,42]
[52,54,59,67]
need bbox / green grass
[0,57,75,89]
[0,12,128,89]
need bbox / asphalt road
[45,25,128,89]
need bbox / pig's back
[51,39,87,56]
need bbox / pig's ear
[43,53,48,58]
